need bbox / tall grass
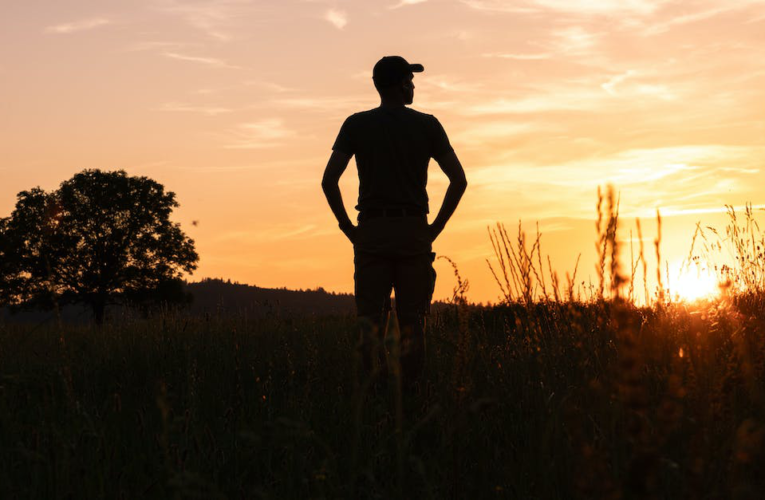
[2,188,765,498]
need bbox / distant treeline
[0,278,356,324]
[186,278,356,317]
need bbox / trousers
[352,214,436,382]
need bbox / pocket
[352,221,367,248]
[428,252,437,302]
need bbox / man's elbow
[451,176,468,191]
[321,176,338,192]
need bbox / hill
[0,278,356,324]
[185,278,355,317]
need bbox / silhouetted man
[322,56,467,386]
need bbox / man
[321,55,467,385]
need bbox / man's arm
[430,150,468,242]
[321,150,356,242]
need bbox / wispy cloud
[464,93,599,115]
[600,70,678,100]
[419,76,484,93]
[462,0,669,15]
[324,9,348,29]
[550,26,601,55]
[272,96,371,113]
[224,119,296,149]
[162,51,240,69]
[124,41,193,52]
[245,80,297,93]
[390,0,428,9]
[469,145,764,218]
[482,52,552,60]
[154,0,260,41]
[216,224,320,243]
[533,0,668,15]
[157,102,233,115]
[125,160,171,172]
[44,17,112,34]
[644,7,729,35]
[601,70,638,95]
[458,121,558,144]
[190,80,297,96]
[459,0,538,14]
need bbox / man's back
[321,55,467,386]
[333,107,453,214]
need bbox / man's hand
[429,151,467,242]
[341,223,358,244]
[428,222,443,243]
[322,150,356,243]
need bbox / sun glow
[670,266,720,303]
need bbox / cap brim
[409,63,424,73]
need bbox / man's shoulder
[345,108,380,120]
[403,108,443,128]
[342,107,440,131]
[403,107,437,120]
[339,109,377,130]
[346,107,438,119]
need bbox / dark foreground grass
[2,297,765,499]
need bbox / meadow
[2,192,765,499]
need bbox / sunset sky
[2,0,764,303]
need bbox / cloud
[44,18,112,34]
[390,0,428,9]
[324,9,348,29]
[550,26,601,55]
[419,76,484,93]
[461,0,669,16]
[601,70,638,95]
[644,7,730,35]
[154,0,260,42]
[600,70,678,100]
[457,121,559,144]
[532,0,667,15]
[162,51,241,69]
[185,80,296,96]
[641,3,765,35]
[459,0,538,14]
[157,102,233,115]
[464,93,599,115]
[124,41,193,52]
[244,80,297,93]
[272,96,371,113]
[468,145,765,219]
[482,52,552,60]
[224,119,296,149]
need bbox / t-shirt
[332,107,453,214]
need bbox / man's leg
[393,252,437,386]
[354,250,394,381]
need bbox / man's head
[373,56,423,105]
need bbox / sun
[671,266,720,303]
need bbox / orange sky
[2,0,764,303]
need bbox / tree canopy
[0,169,199,322]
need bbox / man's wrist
[339,219,354,232]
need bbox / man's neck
[379,99,407,109]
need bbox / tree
[0,169,199,323]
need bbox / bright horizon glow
[669,262,721,303]
[2,1,765,304]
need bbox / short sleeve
[430,116,454,160]
[332,116,356,155]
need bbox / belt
[359,207,425,220]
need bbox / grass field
[3,193,765,499]
[2,293,765,499]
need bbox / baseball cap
[372,56,424,87]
